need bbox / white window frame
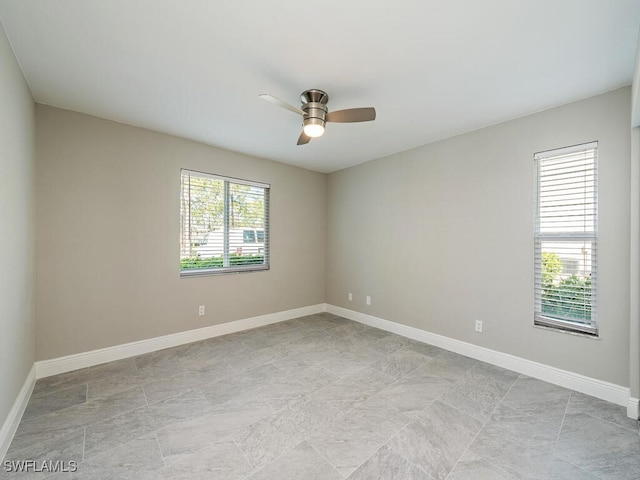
[534,142,598,336]
[180,169,270,277]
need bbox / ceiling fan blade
[259,94,304,115]
[297,131,311,145]
[326,107,376,123]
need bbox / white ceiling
[1,1,640,173]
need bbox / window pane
[229,183,265,265]
[243,230,256,243]
[538,240,594,324]
[538,151,596,234]
[180,173,224,260]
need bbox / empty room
[1,1,640,479]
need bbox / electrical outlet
[348,292,353,301]
[199,305,205,316]
[366,296,371,306]
[475,320,483,332]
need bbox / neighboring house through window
[180,169,270,276]
[534,142,598,335]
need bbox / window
[180,169,269,276]
[534,142,597,335]
[243,229,256,243]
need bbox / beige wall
[35,105,326,360]
[30,84,636,389]
[327,87,631,387]
[0,25,35,427]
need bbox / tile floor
[2,313,639,479]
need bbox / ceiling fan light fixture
[303,118,325,137]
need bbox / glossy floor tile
[1,313,638,479]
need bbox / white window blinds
[534,142,597,335]
[180,169,270,276]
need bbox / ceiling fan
[259,89,376,145]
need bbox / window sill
[533,323,600,340]
[180,265,270,277]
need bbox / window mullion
[223,180,230,268]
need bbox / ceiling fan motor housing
[300,89,329,128]
[301,89,329,131]
[300,89,329,105]
[302,103,327,129]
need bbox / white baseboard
[628,397,640,420]
[31,302,637,420]
[35,304,326,379]
[0,365,35,462]
[327,304,633,413]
